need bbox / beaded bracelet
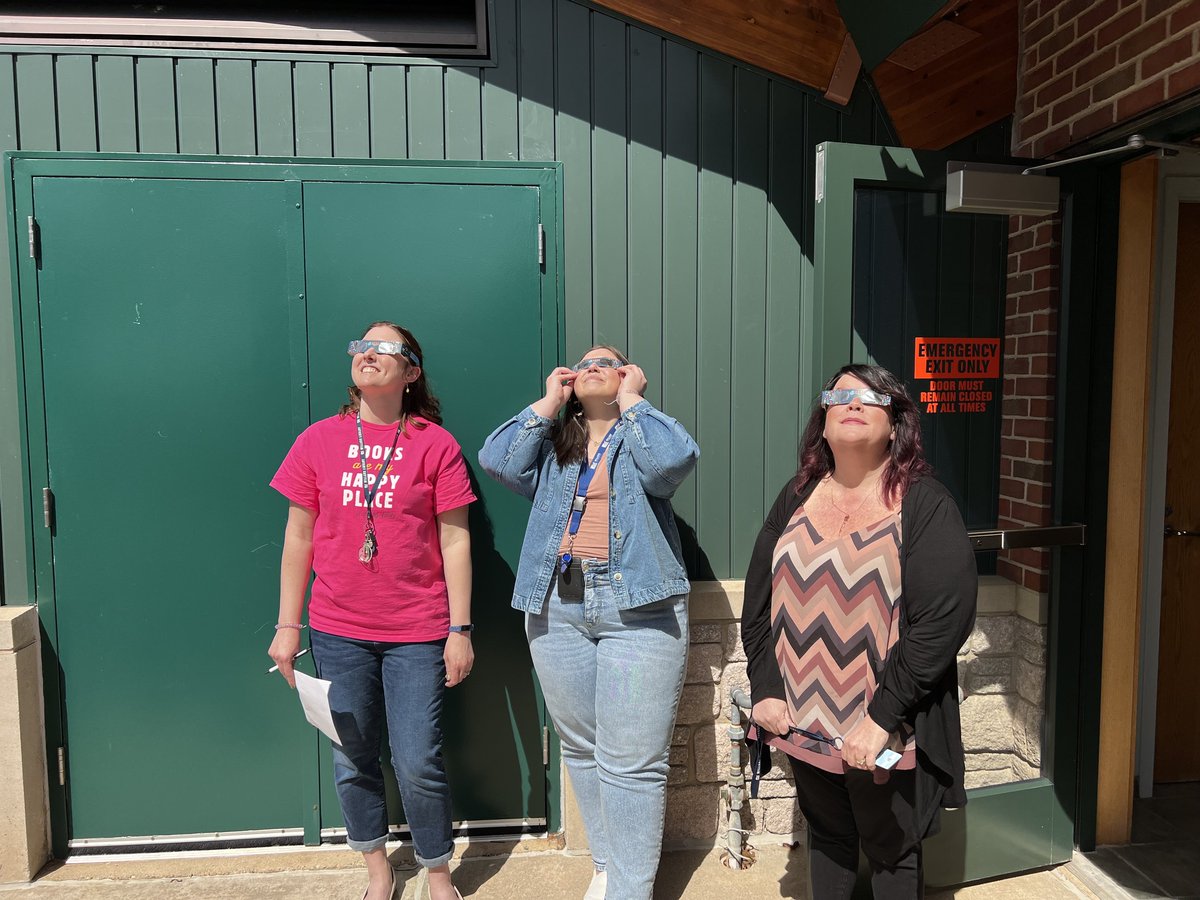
[275,623,306,631]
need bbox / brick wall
[1018,0,1200,156]
[998,215,1061,592]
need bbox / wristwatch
[448,624,475,633]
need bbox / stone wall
[656,576,1048,854]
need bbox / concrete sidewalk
[0,844,1102,899]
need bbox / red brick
[1013,375,1053,395]
[1008,272,1035,294]
[1001,457,1014,477]
[1010,314,1034,335]
[1071,103,1117,141]
[1025,58,1057,94]
[1145,0,1186,19]
[1015,416,1054,438]
[1029,398,1055,418]
[1141,32,1194,79]
[1051,90,1092,123]
[1001,437,1028,458]
[1005,355,1032,375]
[1003,417,1016,436]
[1006,335,1020,355]
[1000,477,1028,500]
[1097,6,1143,46]
[1074,46,1118,86]
[1009,230,1036,254]
[1171,0,1200,31]
[1092,64,1137,102]
[1055,32,1099,73]
[999,498,1014,518]
[996,558,1023,583]
[1078,0,1122,35]
[1033,267,1059,289]
[1168,58,1200,97]
[1117,80,1167,120]
[1021,246,1058,269]
[1031,310,1058,332]
[1037,70,1077,107]
[1032,126,1073,157]
[1004,397,1031,416]
[1027,9,1058,45]
[1037,21,1079,64]
[1017,290,1057,313]
[1116,17,1167,63]
[1035,220,1060,246]
[1026,438,1056,460]
[1030,354,1058,375]
[1019,333,1055,355]
[1027,482,1054,505]
[1012,459,1051,480]
[1024,569,1050,592]
[1011,500,1052,524]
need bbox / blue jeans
[526,561,689,900]
[309,629,454,867]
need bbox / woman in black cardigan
[742,364,976,899]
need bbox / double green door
[10,156,561,853]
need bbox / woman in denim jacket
[479,345,699,900]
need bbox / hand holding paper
[292,670,342,745]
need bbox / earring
[405,385,411,394]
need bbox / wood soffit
[590,0,1017,151]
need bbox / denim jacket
[478,399,700,613]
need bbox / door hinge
[542,726,550,766]
[57,747,66,786]
[537,223,545,266]
[27,216,40,263]
[42,487,55,530]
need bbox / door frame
[2,151,566,856]
[813,142,1087,882]
[1136,157,1200,797]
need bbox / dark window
[0,1,489,57]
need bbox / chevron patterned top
[768,506,916,773]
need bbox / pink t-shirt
[270,413,476,642]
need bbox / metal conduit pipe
[723,688,755,869]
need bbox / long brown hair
[550,344,630,466]
[796,363,930,506]
[339,321,442,431]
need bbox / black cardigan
[741,475,978,835]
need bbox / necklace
[355,413,404,564]
[827,477,879,534]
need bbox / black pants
[788,759,924,900]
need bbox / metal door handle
[1164,526,1200,538]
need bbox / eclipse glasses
[347,340,421,367]
[571,357,622,372]
[820,388,892,409]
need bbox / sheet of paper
[293,670,342,745]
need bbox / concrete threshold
[0,841,1102,899]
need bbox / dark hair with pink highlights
[795,363,931,506]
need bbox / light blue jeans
[526,560,689,900]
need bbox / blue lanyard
[559,423,618,572]
[355,413,403,531]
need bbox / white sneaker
[583,869,607,900]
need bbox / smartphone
[875,749,902,770]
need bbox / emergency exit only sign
[913,337,1001,414]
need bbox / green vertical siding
[0,0,896,580]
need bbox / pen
[265,647,310,674]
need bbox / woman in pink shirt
[268,322,475,900]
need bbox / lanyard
[560,423,618,572]
[355,414,403,557]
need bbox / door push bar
[1164,526,1200,538]
[967,524,1086,552]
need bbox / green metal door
[27,174,313,844]
[9,155,561,853]
[301,179,550,833]
[812,143,1080,885]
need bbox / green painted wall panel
[0,54,22,606]
[134,57,177,152]
[253,60,295,156]
[626,27,664,408]
[660,41,700,562]
[368,65,407,159]
[591,14,628,349]
[94,56,137,151]
[696,56,734,577]
[444,68,482,161]
[175,58,217,154]
[15,56,57,150]
[331,63,369,159]
[215,59,256,155]
[54,56,97,152]
[293,62,332,157]
[554,0,593,358]
[406,66,445,160]
[0,0,898,585]
[730,69,770,575]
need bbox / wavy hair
[796,363,930,506]
[339,321,441,431]
[549,344,630,466]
